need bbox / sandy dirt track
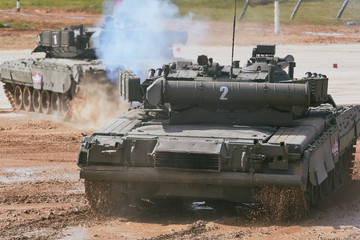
[1,8,360,240]
[0,114,359,240]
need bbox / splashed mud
[68,80,129,128]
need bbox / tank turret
[32,25,97,59]
[119,45,331,126]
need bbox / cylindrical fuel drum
[147,79,310,109]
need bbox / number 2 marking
[219,86,228,100]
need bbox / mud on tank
[77,45,360,218]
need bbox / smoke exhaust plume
[94,0,191,80]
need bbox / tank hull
[78,105,360,203]
[0,58,108,113]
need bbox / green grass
[1,0,360,25]
[174,0,360,25]
[0,0,104,14]
[0,19,72,31]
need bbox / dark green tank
[77,45,360,215]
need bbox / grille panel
[154,151,220,172]
[78,151,88,165]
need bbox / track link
[2,84,15,110]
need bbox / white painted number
[219,86,228,100]
[53,35,57,45]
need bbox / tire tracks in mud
[0,178,88,239]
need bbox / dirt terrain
[1,8,360,240]
[0,113,359,240]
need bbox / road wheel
[32,89,41,113]
[61,93,70,113]
[14,85,23,110]
[311,184,319,208]
[303,178,314,211]
[340,146,355,183]
[23,87,32,112]
[319,177,330,200]
[41,90,51,114]
[51,92,61,114]
[327,169,335,191]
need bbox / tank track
[257,144,356,221]
[307,144,355,205]
[2,84,15,110]
[2,83,73,117]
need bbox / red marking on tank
[332,141,339,156]
[32,73,42,85]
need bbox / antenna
[239,0,250,20]
[230,0,237,78]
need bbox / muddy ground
[1,7,360,240]
[0,108,359,240]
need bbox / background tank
[77,45,360,218]
[0,25,111,114]
[0,21,187,115]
